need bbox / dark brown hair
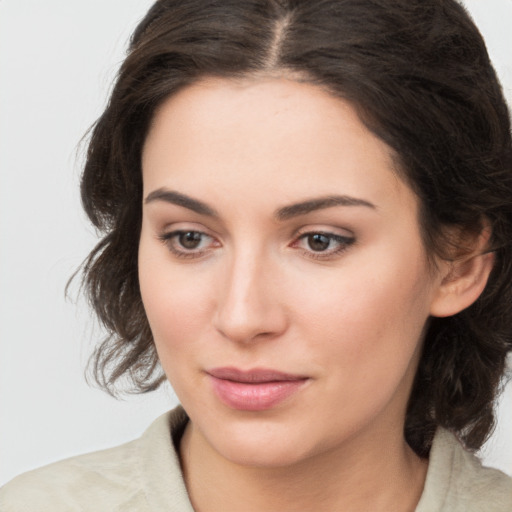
[80,0,512,456]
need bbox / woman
[1,0,511,510]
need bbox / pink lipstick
[206,367,309,411]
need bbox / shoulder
[0,439,144,511]
[447,436,512,511]
[0,407,191,512]
[417,428,512,512]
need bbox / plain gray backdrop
[1,0,511,485]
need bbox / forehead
[145,76,385,158]
[142,76,415,216]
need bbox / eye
[158,230,219,259]
[293,231,355,259]
[305,233,334,252]
[176,231,204,249]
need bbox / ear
[429,227,494,318]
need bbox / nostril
[213,305,288,344]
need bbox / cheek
[293,245,433,373]
[138,238,214,359]
[292,259,431,435]
[139,262,216,405]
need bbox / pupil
[179,231,201,249]
[308,234,330,251]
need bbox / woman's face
[139,77,444,467]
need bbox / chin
[219,437,313,469]
[201,416,321,469]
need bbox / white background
[1,0,511,485]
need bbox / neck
[179,420,428,512]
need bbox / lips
[206,367,309,411]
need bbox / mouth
[206,367,310,411]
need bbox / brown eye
[307,233,331,252]
[178,231,203,249]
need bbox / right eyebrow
[144,188,219,217]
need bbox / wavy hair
[79,0,512,456]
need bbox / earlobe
[429,246,494,318]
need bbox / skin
[138,77,492,512]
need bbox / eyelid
[294,225,354,239]
[157,221,221,243]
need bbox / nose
[213,250,288,344]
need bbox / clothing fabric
[1,406,511,511]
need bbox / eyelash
[293,232,355,260]
[158,230,355,261]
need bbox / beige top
[1,406,511,511]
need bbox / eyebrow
[145,189,219,217]
[144,188,375,220]
[275,195,376,220]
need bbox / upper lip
[206,367,308,383]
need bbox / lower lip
[209,376,308,411]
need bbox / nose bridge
[214,242,286,343]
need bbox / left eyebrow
[275,195,376,221]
